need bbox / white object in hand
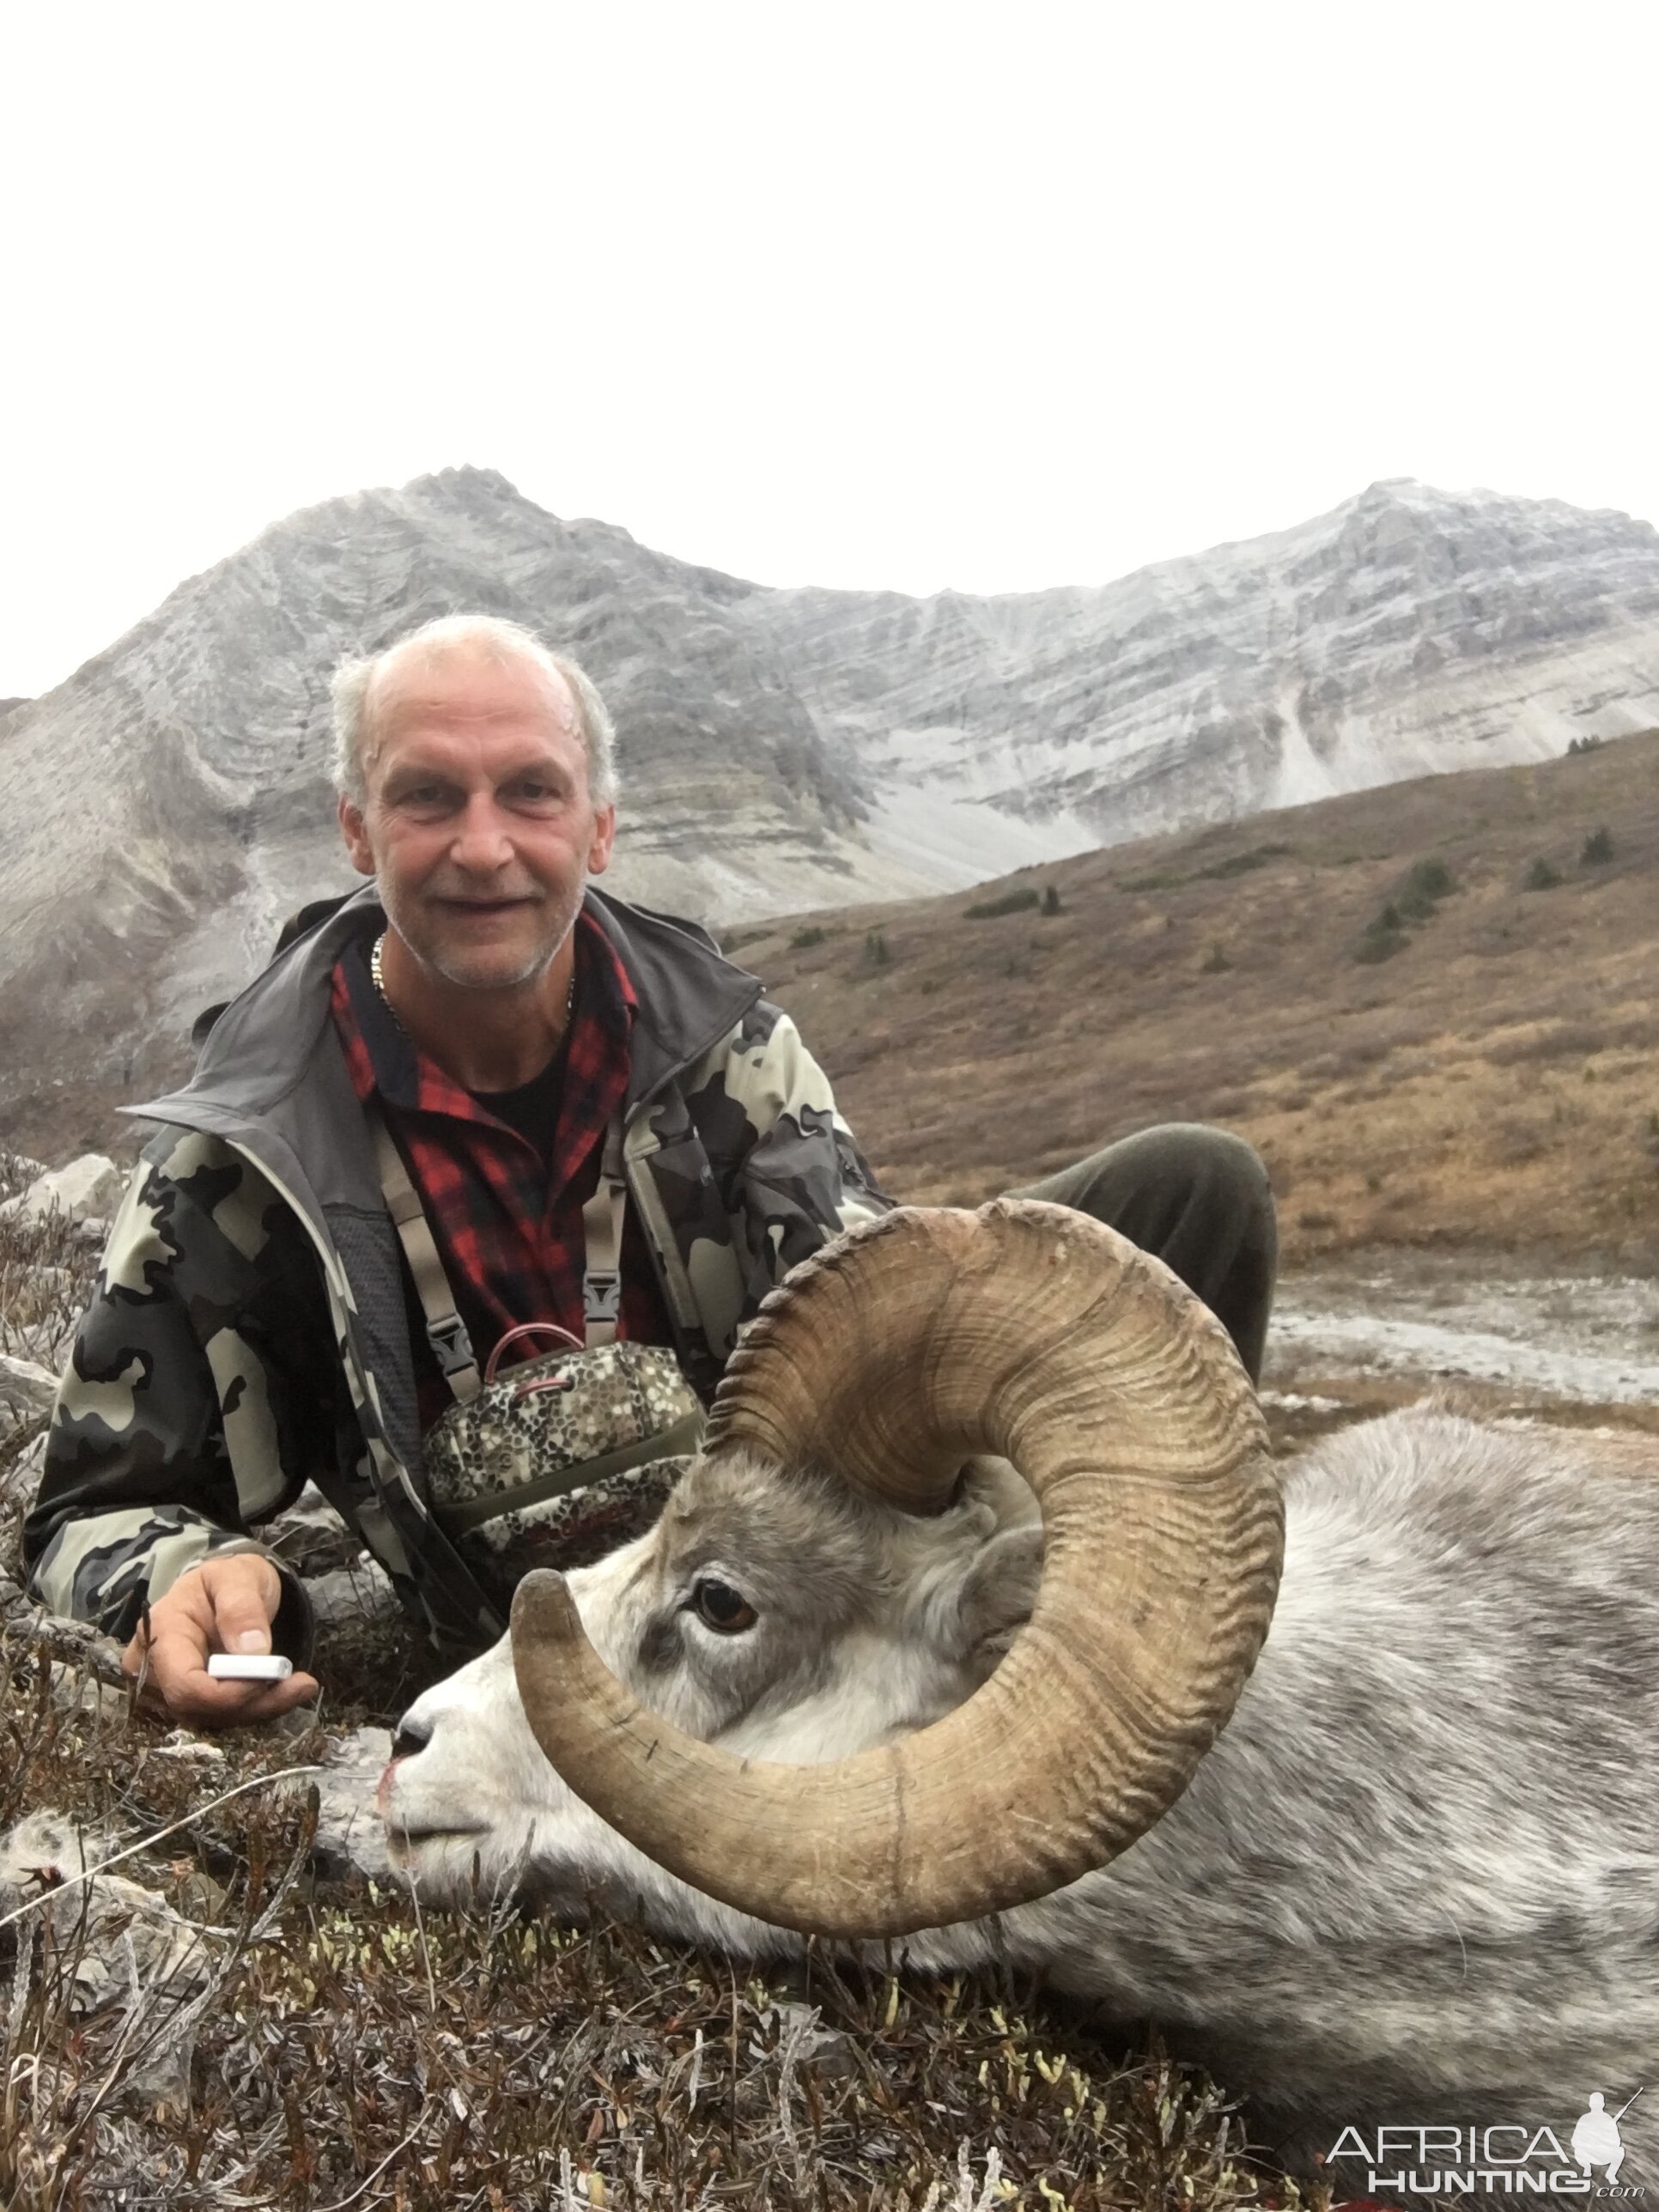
[207,1654,294,1681]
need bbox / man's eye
[690,1578,757,1633]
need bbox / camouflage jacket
[23,884,889,1662]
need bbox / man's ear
[338,793,376,878]
[954,1525,1044,1686]
[586,803,617,878]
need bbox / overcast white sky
[3,1,1656,699]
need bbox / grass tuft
[0,1306,1308,2207]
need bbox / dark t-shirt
[469,1025,573,1164]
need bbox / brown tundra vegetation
[737,727,1659,1272]
[2,733,1656,2205]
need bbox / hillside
[4,725,1656,1272]
[4,468,1659,1133]
[732,729,1659,1268]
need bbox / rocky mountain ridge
[3,465,1658,1129]
[739,476,1659,873]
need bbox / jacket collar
[128,880,763,1136]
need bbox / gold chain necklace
[369,932,575,1038]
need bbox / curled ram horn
[510,1199,1284,1937]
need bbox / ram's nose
[390,1714,432,1762]
[376,1712,433,1811]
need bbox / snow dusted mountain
[2,466,1657,1125]
[0,469,872,1111]
[738,477,1659,878]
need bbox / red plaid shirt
[331,911,672,1430]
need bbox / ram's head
[380,1200,1283,1941]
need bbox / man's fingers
[199,1556,283,1654]
[139,1613,319,1724]
[170,1668,320,1726]
[223,1670,320,1723]
[119,1557,313,1729]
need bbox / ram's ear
[954,1525,1045,1686]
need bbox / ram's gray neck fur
[384,1404,1659,2173]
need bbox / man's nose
[449,794,515,872]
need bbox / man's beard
[381,876,586,992]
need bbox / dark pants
[1005,1124,1277,1385]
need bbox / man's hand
[121,1554,319,1728]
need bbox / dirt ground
[1261,1243,1659,1457]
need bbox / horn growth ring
[513,1200,1283,1938]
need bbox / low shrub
[1581,827,1614,866]
[1190,842,1294,883]
[1121,844,1295,896]
[1387,857,1457,924]
[789,924,829,950]
[1523,857,1563,891]
[1401,856,1456,904]
[863,927,890,968]
[964,885,1041,920]
[1040,884,1062,915]
[1352,902,1407,963]
[1350,859,1455,958]
[1352,932,1407,964]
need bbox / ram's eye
[690,1578,757,1633]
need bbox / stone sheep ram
[379,1200,1659,2167]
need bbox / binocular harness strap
[367,1103,630,1402]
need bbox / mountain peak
[3,469,1657,1157]
[1356,476,1426,501]
[403,463,539,511]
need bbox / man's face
[337,647,616,992]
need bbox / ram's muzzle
[511,1198,1284,1937]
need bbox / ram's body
[384,1404,1659,2154]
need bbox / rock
[303,1553,398,1631]
[0,1812,224,1999]
[772,2000,856,2081]
[0,1425,49,1510]
[289,1725,395,1881]
[0,1351,58,1414]
[1,1154,125,1227]
[0,1567,131,1690]
[267,1482,362,1578]
[50,1669,132,1720]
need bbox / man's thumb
[210,1559,279,1654]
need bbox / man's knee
[1016,1122,1272,1227]
[1006,1121,1275,1384]
[1145,1123,1272,1212]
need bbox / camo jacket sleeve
[21,1129,333,1659]
[680,1000,891,1324]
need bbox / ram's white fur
[382,1407,1659,2158]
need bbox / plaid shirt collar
[332,908,635,1123]
[328,910,647,1389]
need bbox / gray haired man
[26,615,1274,1727]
